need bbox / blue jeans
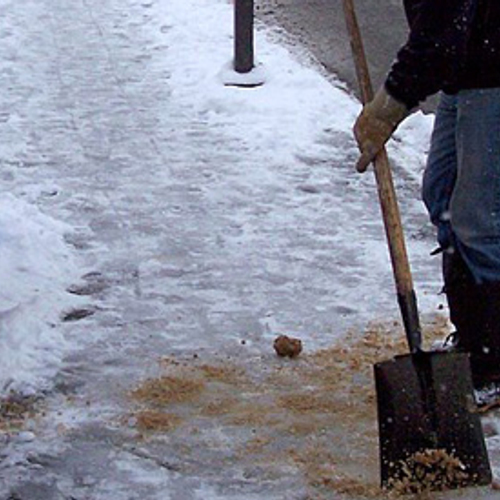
[422,89,500,284]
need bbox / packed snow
[0,194,80,394]
[0,0,435,397]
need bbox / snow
[0,0,437,398]
[4,0,496,498]
[0,194,80,394]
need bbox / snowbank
[0,195,79,395]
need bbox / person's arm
[353,0,478,171]
[386,0,478,108]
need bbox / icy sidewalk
[2,0,492,498]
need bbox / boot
[442,249,481,353]
[471,281,500,387]
[443,249,500,388]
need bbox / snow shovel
[341,0,492,490]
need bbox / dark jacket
[385,0,500,108]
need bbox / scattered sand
[387,449,470,495]
[135,410,182,432]
[0,393,40,432]
[129,317,452,498]
[131,376,205,406]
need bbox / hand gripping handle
[342,0,422,352]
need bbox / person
[353,0,500,390]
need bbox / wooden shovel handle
[342,0,422,352]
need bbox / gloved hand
[353,86,409,173]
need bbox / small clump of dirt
[273,335,303,358]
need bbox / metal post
[234,0,254,73]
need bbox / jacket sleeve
[385,0,478,108]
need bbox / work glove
[353,86,409,173]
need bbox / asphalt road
[256,0,437,111]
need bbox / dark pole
[234,0,254,73]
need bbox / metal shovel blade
[375,350,492,489]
